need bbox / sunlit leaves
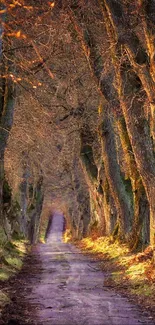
[0,9,7,14]
[6,30,26,39]
[48,2,55,8]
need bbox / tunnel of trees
[0,0,155,251]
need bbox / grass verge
[0,239,29,316]
[73,236,155,318]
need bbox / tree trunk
[0,154,4,226]
[99,107,132,238]
[120,83,155,245]
[0,72,15,226]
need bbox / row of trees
[0,0,155,248]
[65,0,155,248]
[0,1,46,243]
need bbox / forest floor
[0,214,155,325]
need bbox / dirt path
[1,213,155,325]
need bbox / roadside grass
[63,229,72,243]
[72,236,155,315]
[0,290,10,317]
[0,240,27,280]
[0,238,29,315]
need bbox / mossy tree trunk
[0,5,15,229]
[28,176,44,244]
[99,108,132,238]
[0,67,15,228]
[115,117,149,248]
[120,73,155,245]
[19,166,29,237]
[80,124,107,236]
[80,125,98,185]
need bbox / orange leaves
[48,2,55,8]
[16,30,21,38]
[9,1,23,8]
[144,264,155,282]
[98,103,103,115]
[129,246,153,264]
[7,30,26,39]
[22,6,33,11]
[0,8,7,14]
[2,1,33,11]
